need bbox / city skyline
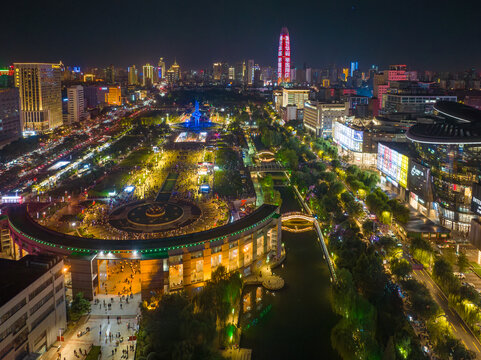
[4,0,481,71]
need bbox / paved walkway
[41,261,142,360]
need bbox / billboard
[408,161,432,204]
[471,183,481,216]
[333,122,363,152]
[377,143,408,188]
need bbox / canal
[239,185,340,359]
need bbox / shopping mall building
[402,101,481,234]
[6,204,282,300]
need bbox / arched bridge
[280,211,337,282]
[281,212,315,222]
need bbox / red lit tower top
[277,27,290,85]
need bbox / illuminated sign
[471,183,481,216]
[377,143,409,188]
[333,122,363,152]
[2,195,22,204]
[408,161,431,203]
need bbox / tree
[69,292,91,322]
[402,280,439,320]
[433,258,460,293]
[390,259,412,280]
[139,293,218,359]
[457,252,470,273]
[362,219,378,238]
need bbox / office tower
[247,59,255,85]
[128,65,138,85]
[67,85,86,124]
[166,61,181,85]
[143,63,155,87]
[228,67,235,81]
[342,68,349,81]
[234,62,246,84]
[105,86,122,105]
[14,63,62,132]
[158,58,166,79]
[171,60,181,80]
[261,66,274,85]
[305,68,312,84]
[105,64,115,83]
[83,86,108,108]
[277,27,291,85]
[213,62,223,81]
[350,61,358,77]
[0,88,21,146]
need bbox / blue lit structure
[178,100,218,131]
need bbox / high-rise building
[142,63,155,87]
[105,64,115,83]
[166,61,181,85]
[158,58,166,79]
[350,61,358,77]
[228,67,235,81]
[234,62,246,84]
[0,88,21,147]
[247,59,255,85]
[67,85,87,124]
[213,62,223,81]
[105,86,122,106]
[14,63,63,133]
[304,101,349,137]
[128,65,138,85]
[342,68,349,81]
[277,27,291,85]
[261,66,274,85]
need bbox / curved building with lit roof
[406,101,481,233]
[7,204,281,299]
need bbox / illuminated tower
[277,27,291,85]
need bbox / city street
[414,268,481,354]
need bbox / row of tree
[136,266,242,360]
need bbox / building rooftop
[0,255,61,308]
[406,101,481,144]
[377,141,415,157]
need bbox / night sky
[4,0,481,71]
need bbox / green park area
[119,147,152,167]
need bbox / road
[414,268,481,355]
